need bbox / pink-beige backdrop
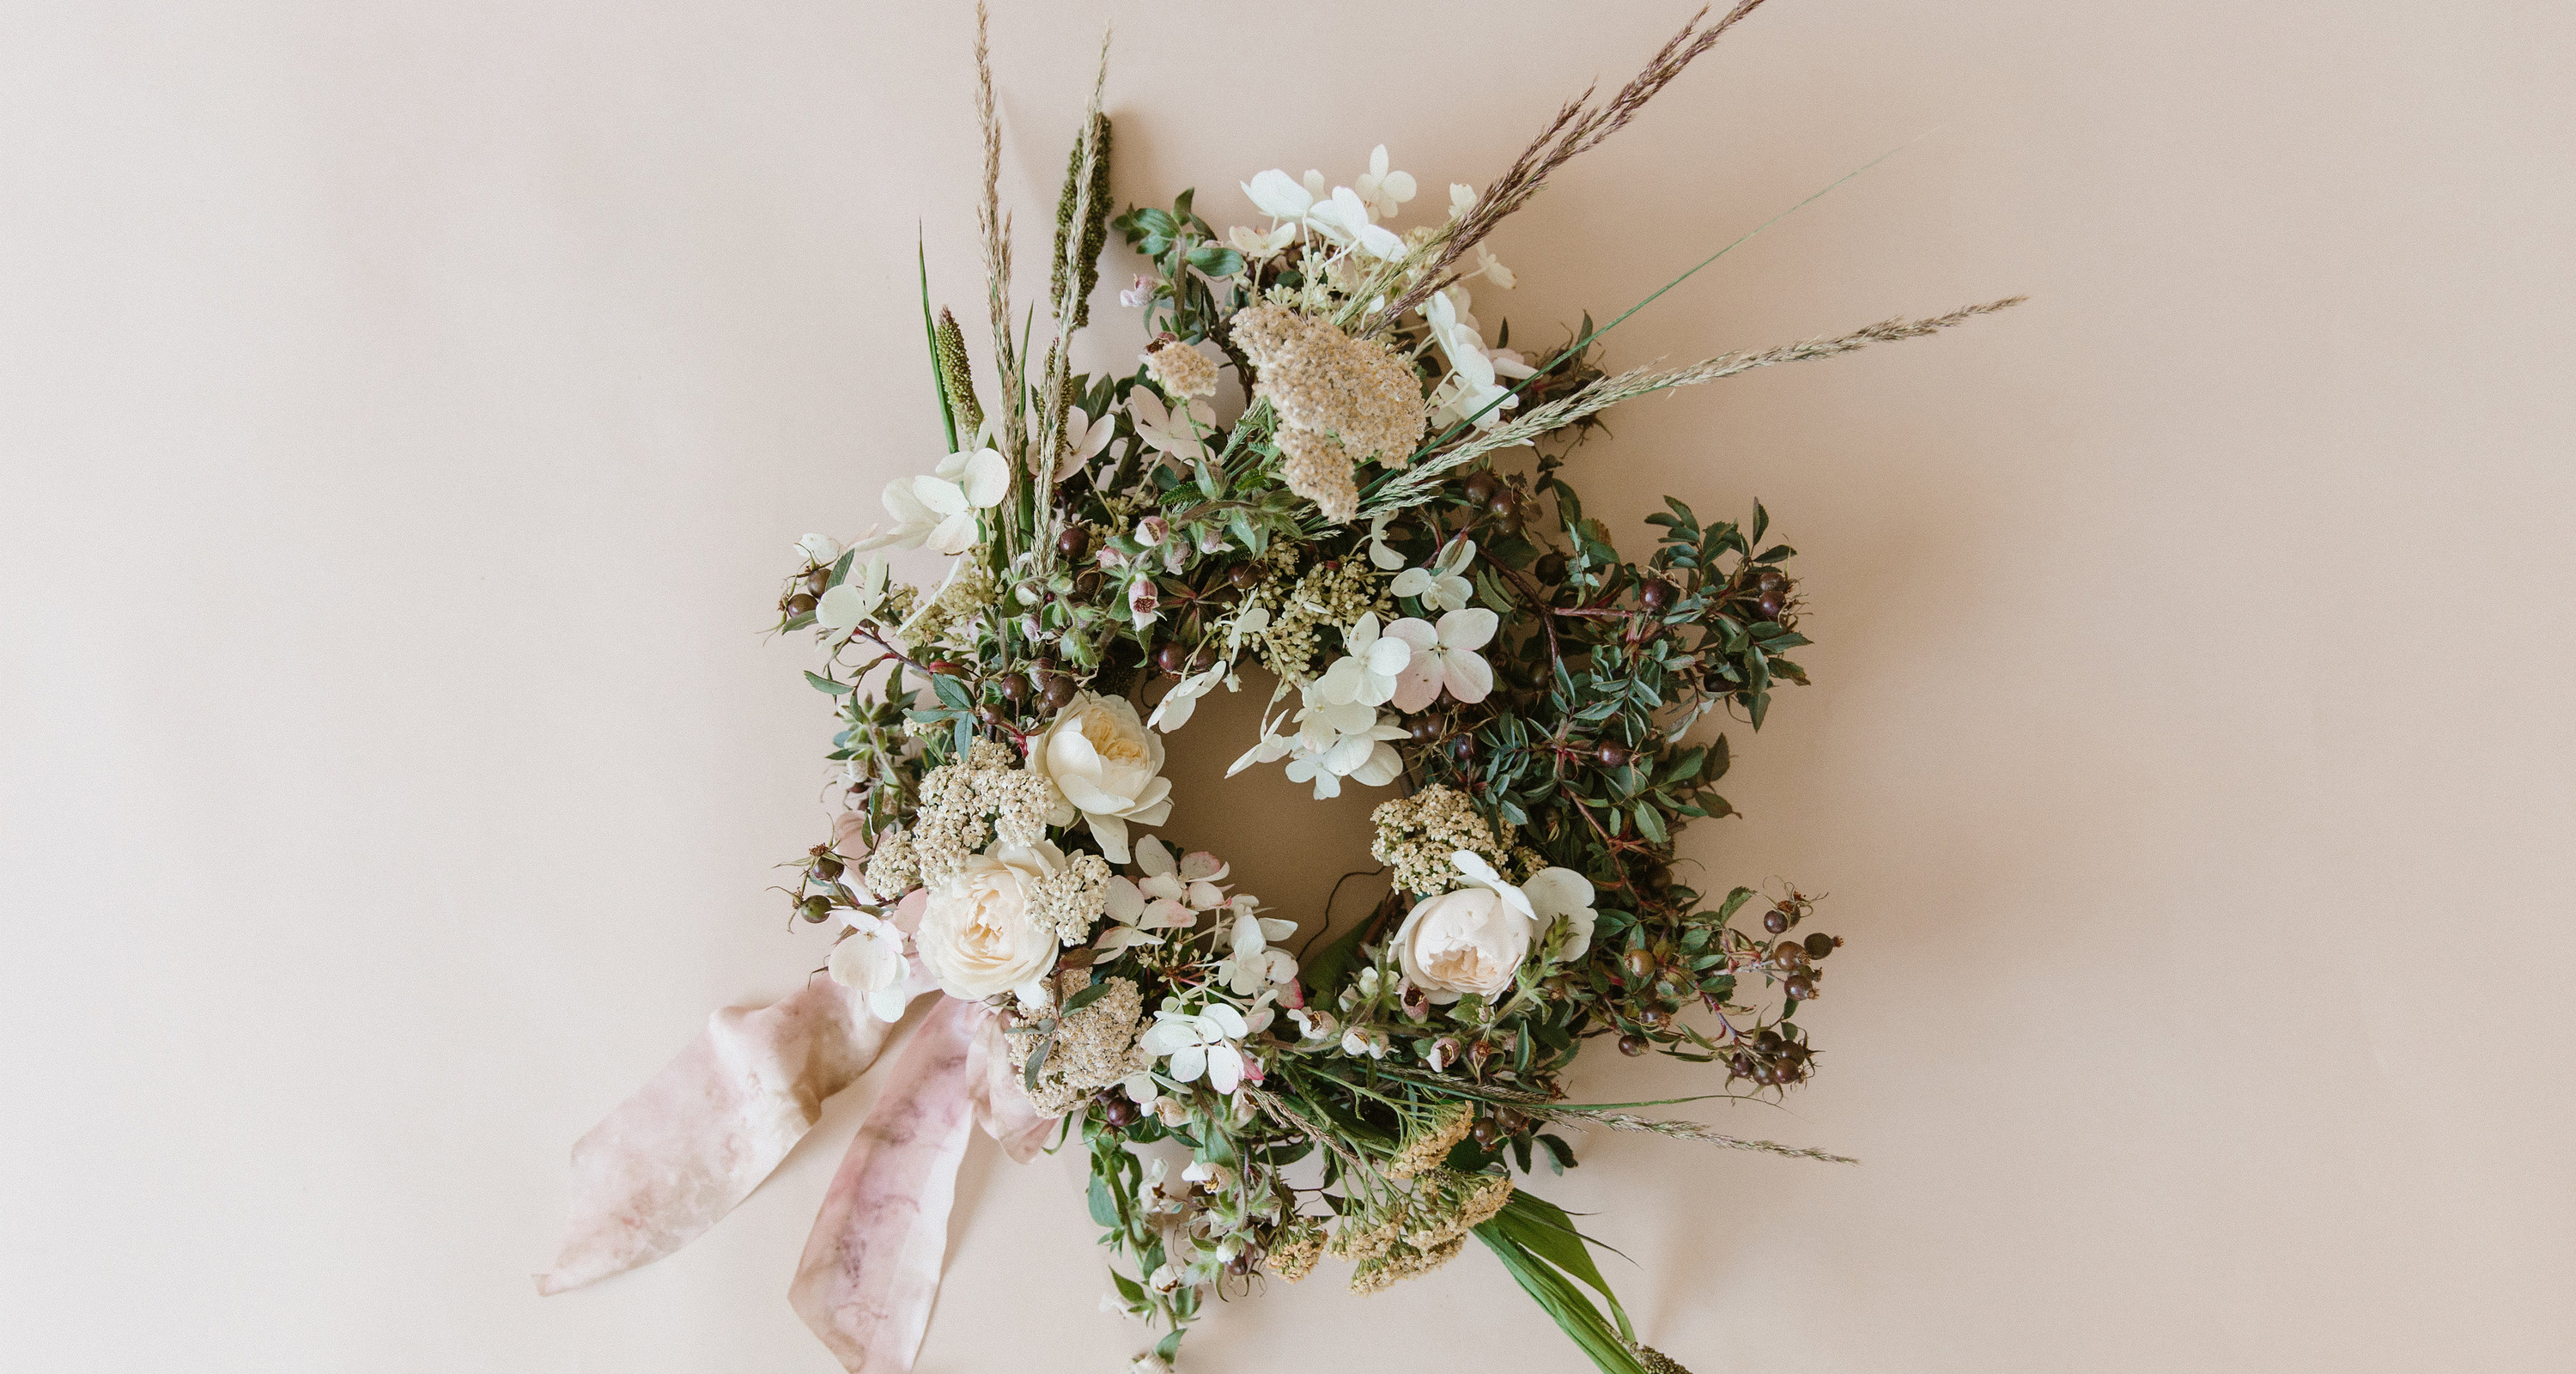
[4,2,2571,1370]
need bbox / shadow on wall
[1145,665,1393,953]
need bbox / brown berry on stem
[1639,578,1674,613]
[1056,526,1090,561]
[1618,1034,1649,1056]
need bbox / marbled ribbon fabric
[538,897,1054,1372]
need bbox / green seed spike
[934,307,982,446]
[918,228,957,453]
[1049,112,1114,329]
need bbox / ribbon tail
[535,972,920,1295]
[789,995,985,1372]
[972,1011,1060,1164]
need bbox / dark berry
[1448,735,1475,763]
[797,897,832,923]
[1782,973,1816,1000]
[1622,948,1656,983]
[1229,563,1259,590]
[1534,551,1568,584]
[1771,942,1806,969]
[1471,1116,1503,1147]
[1462,471,1498,505]
[1754,592,1785,620]
[1803,933,1838,959]
[1762,909,1789,934]
[1042,677,1078,711]
[1099,1097,1139,1128]
[811,856,843,882]
[1595,743,1627,768]
[1153,642,1189,673]
[787,593,817,615]
[805,569,830,595]
[1056,526,1090,560]
[998,673,1030,703]
[1639,579,1674,613]
[1618,1035,1649,1057]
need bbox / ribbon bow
[537,901,1053,1372]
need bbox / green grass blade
[920,227,958,452]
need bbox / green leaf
[1185,244,1244,277]
[1751,500,1770,544]
[1061,978,1118,1016]
[1632,803,1668,845]
[1754,543,1796,563]
[805,670,854,695]
[1089,1170,1121,1227]
[932,674,972,709]
[1023,1034,1053,1090]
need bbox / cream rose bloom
[1027,691,1172,864]
[915,843,1065,1000]
[1392,886,1535,1003]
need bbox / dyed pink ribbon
[538,912,1056,1372]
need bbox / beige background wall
[5,2,2570,1370]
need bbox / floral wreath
[540,6,2016,1373]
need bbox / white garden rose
[1027,691,1173,864]
[915,843,1064,1000]
[1391,885,1536,1003]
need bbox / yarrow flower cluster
[636,9,2015,1372]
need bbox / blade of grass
[920,228,958,453]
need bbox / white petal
[1442,648,1495,703]
[927,511,978,556]
[1134,834,1175,876]
[1519,867,1596,926]
[1204,1003,1248,1038]
[1242,169,1314,221]
[1205,1044,1242,1094]
[1437,607,1499,651]
[1352,741,1403,787]
[1088,813,1131,865]
[815,583,871,630]
[1451,850,1506,891]
[1167,1045,1207,1083]
[959,447,1010,508]
[1390,568,1431,598]
[912,475,969,518]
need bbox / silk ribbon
[537,930,1054,1372]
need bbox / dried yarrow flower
[1023,848,1112,944]
[1388,1102,1474,1179]
[1401,1169,1514,1249]
[861,827,920,899]
[1371,784,1517,896]
[1268,1218,1327,1282]
[1141,337,1218,399]
[1229,303,1426,523]
[1006,968,1151,1116]
[1252,555,1389,681]
[1348,1236,1465,1295]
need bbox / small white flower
[1471,243,1516,289]
[1353,144,1417,220]
[795,532,841,563]
[1449,183,1477,220]
[1213,907,1300,995]
[1315,612,1413,708]
[1363,511,1407,571]
[1390,538,1475,613]
[1386,609,1498,710]
[1139,1003,1251,1094]
[1055,404,1118,483]
[852,447,1010,555]
[1147,660,1228,732]
[814,555,890,633]
[1229,222,1296,260]
[1127,386,1215,465]
[1306,185,1405,259]
[1119,274,1156,308]
[824,912,911,1022]
[1241,167,1328,227]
